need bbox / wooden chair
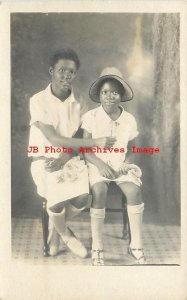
[41,199,49,256]
[41,194,130,257]
[121,194,131,241]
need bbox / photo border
[0,1,187,300]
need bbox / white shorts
[87,163,142,187]
[31,157,89,208]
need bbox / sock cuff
[90,208,105,218]
[127,203,144,214]
[47,207,65,217]
[69,204,86,213]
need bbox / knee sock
[90,208,105,250]
[47,218,59,245]
[47,207,71,243]
[127,203,144,249]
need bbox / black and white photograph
[11,12,180,266]
[0,1,187,300]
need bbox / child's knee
[48,202,66,213]
[92,182,108,197]
[71,193,88,209]
[122,183,142,205]
[91,182,108,208]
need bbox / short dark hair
[49,48,80,70]
[98,78,125,98]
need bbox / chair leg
[41,200,49,256]
[121,195,130,241]
[127,215,131,244]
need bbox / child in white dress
[81,67,146,265]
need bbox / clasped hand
[98,161,118,179]
[98,161,142,179]
[44,152,74,172]
[44,157,64,172]
[118,163,142,178]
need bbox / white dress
[81,105,142,187]
[29,84,89,208]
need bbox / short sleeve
[128,115,139,141]
[29,96,53,126]
[81,111,93,134]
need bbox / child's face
[50,59,77,92]
[99,81,122,113]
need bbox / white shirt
[28,84,80,158]
[81,105,139,170]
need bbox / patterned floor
[11,212,180,266]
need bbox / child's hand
[45,153,74,173]
[97,161,118,179]
[45,157,63,172]
[119,163,142,178]
[128,164,142,178]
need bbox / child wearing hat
[81,67,146,265]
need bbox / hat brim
[89,75,134,103]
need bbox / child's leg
[90,182,108,265]
[47,202,67,256]
[47,197,88,258]
[91,182,108,249]
[48,193,88,235]
[68,193,88,220]
[118,182,146,263]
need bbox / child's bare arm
[125,140,136,164]
[83,129,117,179]
[34,121,116,149]
[44,127,81,172]
[121,140,142,177]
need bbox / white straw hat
[89,67,133,102]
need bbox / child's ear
[49,67,53,76]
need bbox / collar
[98,105,125,125]
[45,84,77,104]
